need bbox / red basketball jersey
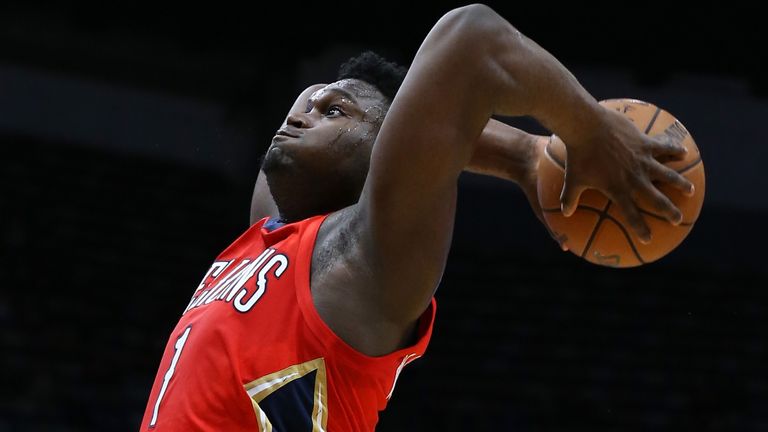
[140,214,436,431]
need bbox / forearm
[470,6,692,239]
[485,11,604,145]
[465,119,543,183]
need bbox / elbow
[437,4,528,112]
[444,4,517,38]
[437,4,522,62]
[446,3,499,20]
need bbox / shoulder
[310,205,424,356]
[312,205,367,280]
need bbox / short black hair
[337,51,407,103]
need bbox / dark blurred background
[1,1,766,431]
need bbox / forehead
[310,79,384,105]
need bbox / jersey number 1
[149,326,192,427]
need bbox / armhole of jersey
[294,214,437,367]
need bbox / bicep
[364,7,502,206]
[357,6,504,320]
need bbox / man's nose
[286,112,311,128]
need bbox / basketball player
[140,4,694,431]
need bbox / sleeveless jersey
[140,214,436,431]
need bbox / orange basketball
[537,99,705,267]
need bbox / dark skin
[253,5,693,356]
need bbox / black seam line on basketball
[638,209,693,226]
[580,201,613,259]
[545,135,565,170]
[544,206,693,227]
[601,201,612,216]
[544,202,645,263]
[676,157,702,174]
[644,107,662,134]
[599,212,646,264]
[542,205,606,214]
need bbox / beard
[260,146,329,222]
[260,145,293,174]
[258,146,368,223]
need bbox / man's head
[261,51,407,222]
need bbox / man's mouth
[275,128,300,138]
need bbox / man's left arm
[466,118,544,186]
[465,119,565,247]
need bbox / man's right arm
[354,4,693,325]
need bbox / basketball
[537,99,705,267]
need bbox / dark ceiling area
[1,1,762,103]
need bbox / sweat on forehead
[315,79,383,102]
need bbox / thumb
[560,174,585,217]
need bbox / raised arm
[465,119,551,225]
[356,4,691,323]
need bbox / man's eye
[325,105,344,117]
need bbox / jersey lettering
[184,248,289,314]
[235,254,289,312]
[149,326,192,427]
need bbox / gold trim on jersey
[243,358,328,432]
